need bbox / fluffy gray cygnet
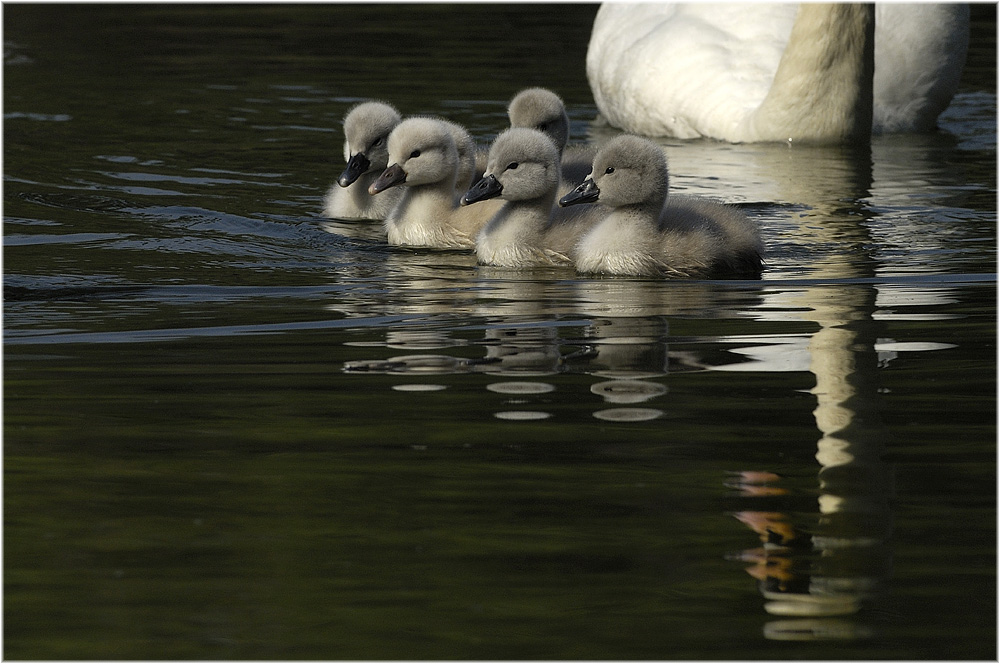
[507,87,594,189]
[370,117,503,249]
[323,101,403,221]
[462,127,602,268]
[560,134,763,278]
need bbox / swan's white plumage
[872,4,970,133]
[587,3,969,142]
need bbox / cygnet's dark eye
[506,162,519,171]
[371,137,383,148]
[537,122,548,131]
[409,149,421,159]
[605,166,615,175]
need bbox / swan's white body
[870,4,970,133]
[563,135,762,278]
[587,3,969,142]
[465,128,601,268]
[374,117,503,249]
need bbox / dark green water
[4,5,996,660]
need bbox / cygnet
[323,103,481,222]
[560,134,763,278]
[507,87,594,187]
[437,118,481,191]
[462,127,601,268]
[370,117,504,249]
[323,101,403,221]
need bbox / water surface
[4,5,996,660]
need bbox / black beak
[558,178,600,207]
[369,163,406,194]
[338,152,371,187]
[461,174,503,206]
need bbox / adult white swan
[587,3,969,143]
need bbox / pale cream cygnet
[461,127,601,268]
[560,135,763,278]
[370,117,503,249]
[323,101,403,221]
[507,87,594,187]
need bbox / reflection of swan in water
[581,317,668,380]
[732,282,894,638]
[704,144,900,639]
[590,380,666,403]
[325,249,477,319]
[713,261,936,640]
[587,4,969,142]
[337,262,750,404]
[480,325,564,377]
[563,278,764,420]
